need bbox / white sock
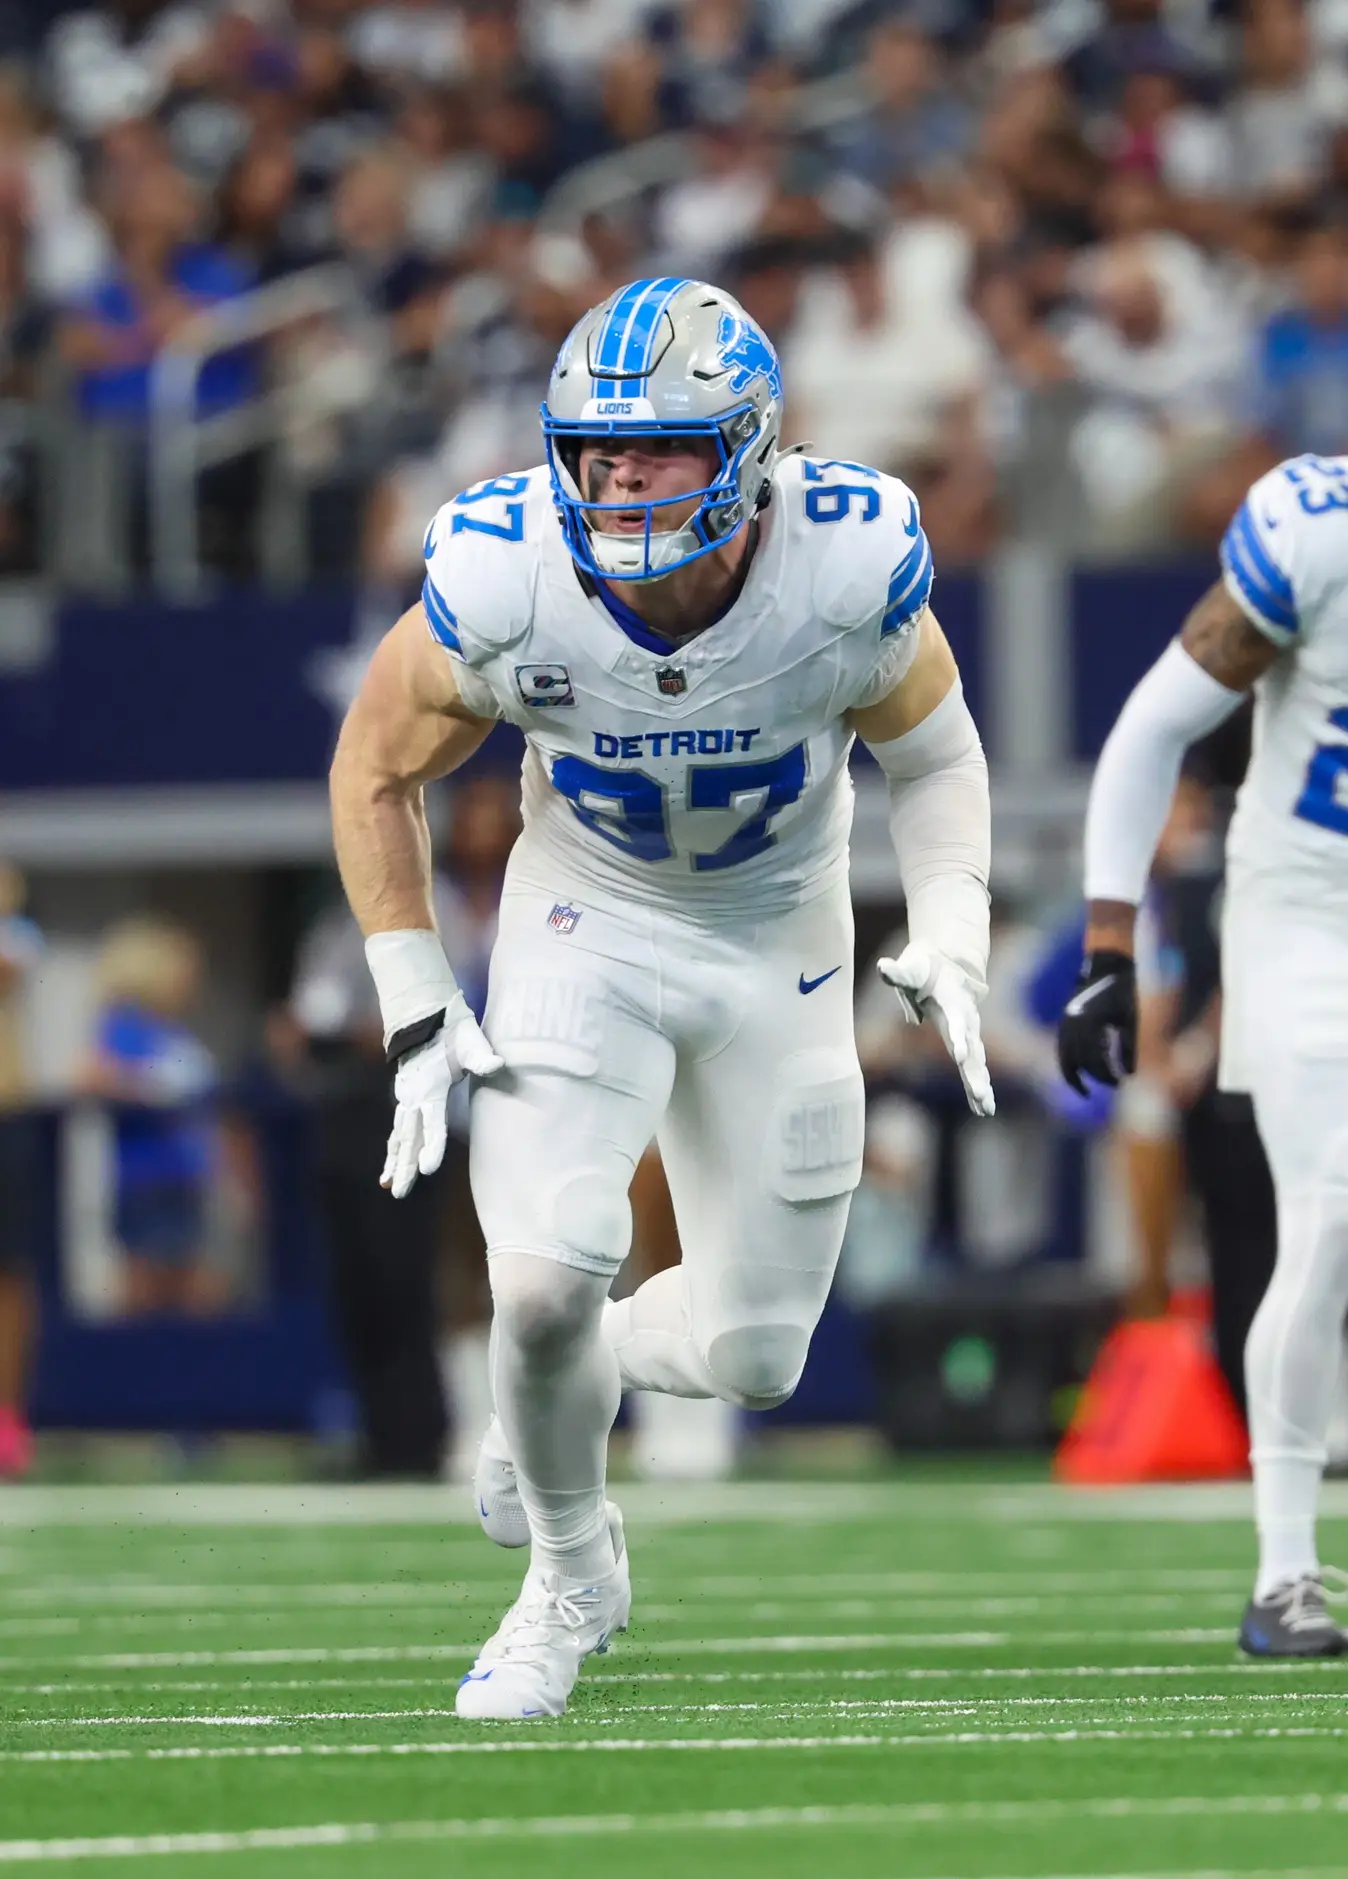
[1253,1451,1322,1599]
[439,1327,494,1483]
[603,1267,718,1398]
[489,1251,619,1583]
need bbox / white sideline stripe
[3,1662,1337,1697]
[0,1594,1253,1628]
[0,1796,1346,1864]
[21,1692,1346,1730]
[0,1568,1260,1607]
[0,1796,1338,1871]
[0,1593,1248,1638]
[0,1628,1249,1672]
[7,1479,1342,1527]
[9,1724,1348,1764]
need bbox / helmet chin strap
[585,519,702,580]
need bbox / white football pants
[1226,894,1348,1587]
[469,876,864,1413]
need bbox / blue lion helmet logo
[716,309,783,401]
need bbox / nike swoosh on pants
[798,967,841,995]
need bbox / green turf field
[1,1476,1346,1878]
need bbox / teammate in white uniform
[330,277,995,1718]
[1060,452,1348,1657]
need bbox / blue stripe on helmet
[594,280,658,372]
[594,277,691,380]
[616,277,689,375]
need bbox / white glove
[877,941,996,1118]
[382,994,504,1199]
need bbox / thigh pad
[765,1048,865,1205]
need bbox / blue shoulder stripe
[880,530,934,636]
[1221,501,1297,634]
[421,575,462,654]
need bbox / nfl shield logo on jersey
[655,666,687,697]
[516,663,575,708]
[548,902,582,934]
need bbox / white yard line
[12,1692,1344,1730]
[7,1724,1348,1765]
[0,1795,1344,1863]
[0,1627,1259,1672]
[1,1661,1337,1698]
[0,1594,1252,1633]
[4,1480,1339,1528]
[0,1568,1260,1607]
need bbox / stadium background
[3,6,1348,1877]
[0,0,1344,1453]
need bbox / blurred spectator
[1120,762,1277,1418]
[1251,221,1348,459]
[522,0,657,113]
[364,233,585,581]
[77,916,223,1318]
[654,113,775,278]
[1227,0,1348,207]
[393,84,493,263]
[647,0,773,128]
[47,0,211,140]
[431,773,521,1482]
[784,223,990,493]
[0,862,40,1477]
[58,158,256,419]
[216,133,315,284]
[833,19,973,200]
[348,0,467,92]
[1186,221,1348,541]
[285,811,521,1479]
[1059,236,1245,551]
[0,63,108,301]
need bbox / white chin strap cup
[586,519,702,579]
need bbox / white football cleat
[473,1416,530,1548]
[455,1503,630,1720]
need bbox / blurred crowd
[0,0,1339,578]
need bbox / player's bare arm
[329,603,503,1199]
[331,603,496,938]
[848,610,995,1118]
[1061,562,1282,1094]
[1083,582,1278,959]
[846,607,960,743]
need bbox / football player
[1059,452,1348,1658]
[331,277,994,1717]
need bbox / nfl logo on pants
[656,666,686,696]
[548,902,582,934]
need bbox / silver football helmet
[541,276,783,581]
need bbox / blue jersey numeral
[450,475,530,541]
[550,757,672,861]
[688,744,809,871]
[802,459,881,525]
[1294,707,1348,834]
[1285,458,1348,516]
[551,744,808,869]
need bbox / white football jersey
[421,454,933,916]
[1220,453,1348,907]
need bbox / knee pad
[704,1323,810,1411]
[766,1049,865,1205]
[489,1252,606,1363]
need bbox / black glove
[1057,950,1138,1095]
